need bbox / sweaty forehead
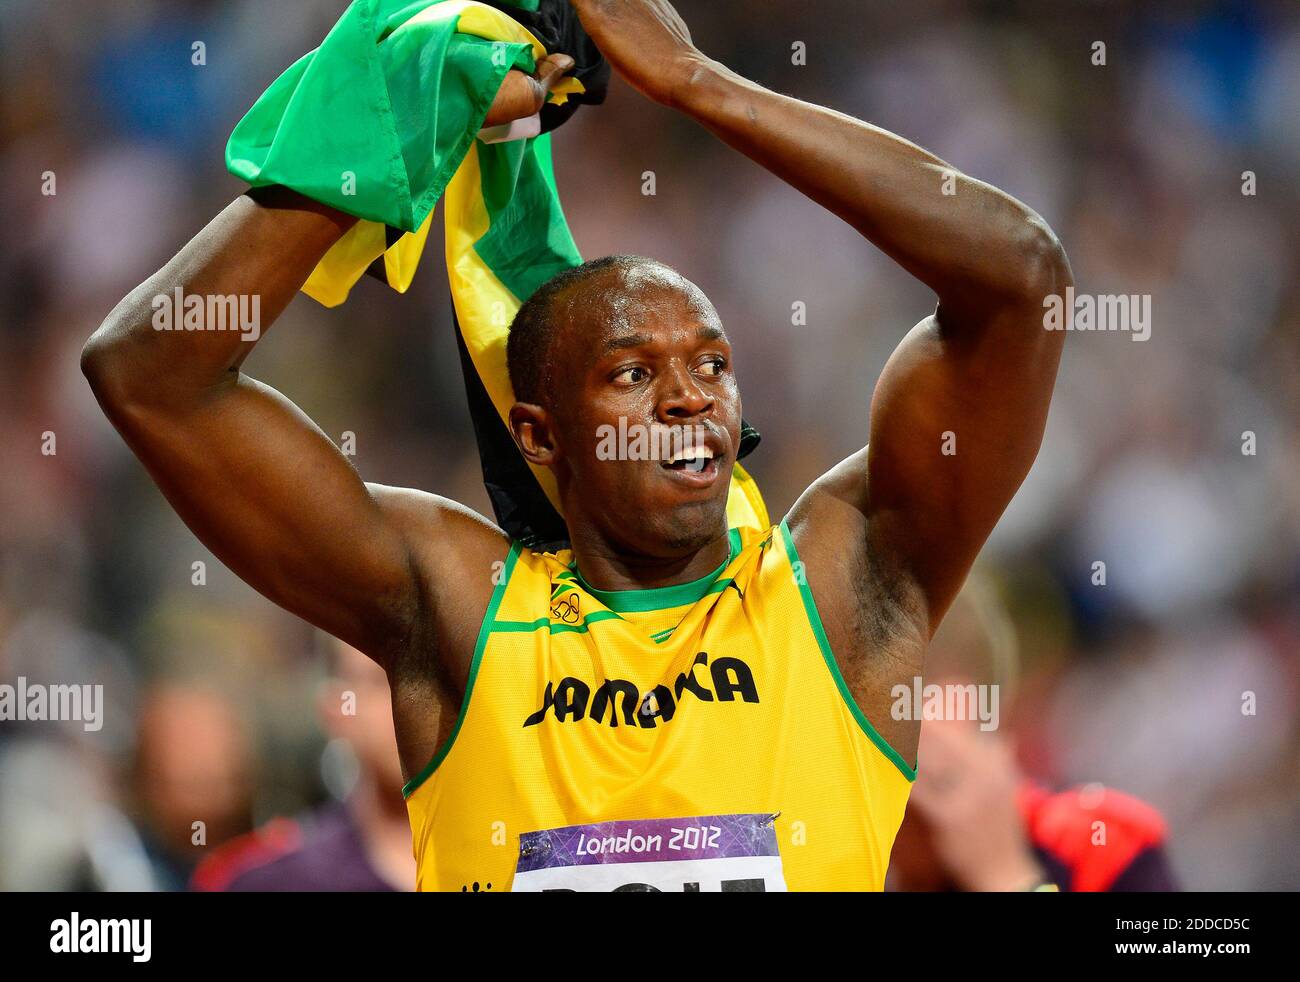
[558,262,723,352]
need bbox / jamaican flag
[226,0,765,549]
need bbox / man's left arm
[569,0,1070,636]
[672,66,1072,632]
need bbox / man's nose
[657,363,713,421]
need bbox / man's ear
[509,402,559,467]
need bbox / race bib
[512,813,787,892]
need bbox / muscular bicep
[863,302,1063,631]
[113,371,420,661]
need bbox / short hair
[506,255,664,406]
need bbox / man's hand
[567,0,701,107]
[483,53,576,127]
[607,0,1068,769]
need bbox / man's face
[535,265,741,558]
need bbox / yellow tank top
[403,520,916,891]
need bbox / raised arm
[571,0,1070,633]
[81,188,431,664]
[79,52,576,672]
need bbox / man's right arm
[81,187,502,670]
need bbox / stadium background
[0,0,1297,890]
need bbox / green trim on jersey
[493,609,625,635]
[567,527,742,613]
[779,519,918,782]
[402,539,521,799]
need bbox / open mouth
[663,444,713,471]
[661,444,720,481]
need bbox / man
[191,640,415,892]
[82,0,1069,891]
[888,587,1177,893]
[131,684,254,891]
[891,718,1178,893]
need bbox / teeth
[671,445,714,464]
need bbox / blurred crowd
[0,0,1296,891]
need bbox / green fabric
[474,131,583,301]
[567,528,743,613]
[778,519,918,782]
[226,0,536,232]
[221,0,761,548]
[401,538,522,799]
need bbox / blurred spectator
[190,640,414,891]
[891,720,1177,892]
[889,584,1178,892]
[131,684,254,890]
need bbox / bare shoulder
[367,484,512,687]
[368,484,511,570]
[784,449,928,766]
[365,485,512,784]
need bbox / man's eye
[613,366,648,385]
[697,357,726,377]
